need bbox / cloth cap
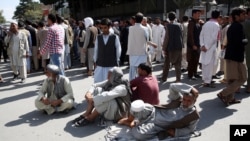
[84,17,94,28]
[131,100,145,112]
[46,64,59,75]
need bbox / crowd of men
[0,6,250,140]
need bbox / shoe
[188,76,197,80]
[87,70,93,76]
[74,117,91,127]
[216,71,224,76]
[181,69,187,73]
[217,93,229,106]
[13,74,19,81]
[21,78,26,83]
[72,115,84,123]
[212,75,221,79]
[228,99,241,105]
[194,74,202,78]
[202,83,216,88]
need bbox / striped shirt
[40,23,64,55]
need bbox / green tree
[173,0,196,21]
[13,0,43,21]
[0,10,6,23]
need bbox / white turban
[84,17,94,28]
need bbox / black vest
[96,34,118,67]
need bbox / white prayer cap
[113,21,119,25]
[131,100,145,112]
[10,20,18,25]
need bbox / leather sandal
[217,93,229,106]
[203,83,216,88]
[228,99,241,105]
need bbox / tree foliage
[0,10,6,23]
[40,0,59,5]
[13,0,43,21]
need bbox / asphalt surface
[1,59,250,141]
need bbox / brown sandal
[217,93,229,106]
[203,83,216,88]
[228,99,241,105]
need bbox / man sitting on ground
[118,83,200,140]
[35,64,75,115]
[72,67,131,127]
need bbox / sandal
[217,93,229,106]
[72,115,84,123]
[203,83,216,88]
[228,99,241,105]
[74,117,91,127]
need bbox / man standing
[187,9,203,80]
[151,17,165,63]
[161,12,183,82]
[199,10,221,87]
[40,14,65,76]
[25,20,38,72]
[35,64,74,115]
[127,12,149,80]
[83,17,98,76]
[217,8,247,106]
[6,22,29,83]
[93,18,121,83]
[181,16,189,72]
[37,21,49,73]
[243,8,250,93]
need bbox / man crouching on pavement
[35,64,74,115]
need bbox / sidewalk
[1,60,250,141]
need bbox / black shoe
[194,74,202,78]
[216,71,224,76]
[74,117,91,127]
[212,75,221,79]
[13,74,19,80]
[181,69,187,73]
[188,76,197,80]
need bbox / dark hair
[25,19,32,25]
[56,14,64,24]
[168,11,176,21]
[138,63,152,74]
[38,21,45,27]
[211,10,220,19]
[48,14,56,23]
[192,9,201,15]
[95,19,101,25]
[247,8,250,14]
[135,12,144,23]
[231,7,245,22]
[18,20,25,28]
[100,18,112,26]
[182,15,189,22]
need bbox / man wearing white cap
[35,64,74,115]
[118,83,200,140]
[6,22,29,83]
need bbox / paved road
[1,60,250,141]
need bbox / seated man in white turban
[118,83,200,140]
[35,64,75,115]
[72,67,131,127]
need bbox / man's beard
[180,103,194,111]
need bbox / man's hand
[50,99,62,107]
[41,97,50,105]
[85,92,93,102]
[201,46,207,52]
[192,45,198,50]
